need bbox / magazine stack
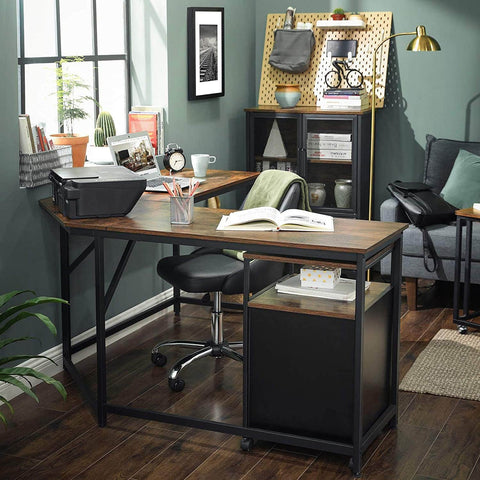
[319,88,370,112]
[306,131,352,162]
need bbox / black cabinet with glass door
[245,107,371,219]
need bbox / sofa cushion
[424,135,480,193]
[440,149,480,209]
[402,222,480,260]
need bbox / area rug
[399,328,480,401]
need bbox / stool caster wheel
[240,437,255,452]
[168,377,185,392]
[151,352,167,367]
[458,325,468,335]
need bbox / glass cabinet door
[304,116,357,217]
[248,114,300,174]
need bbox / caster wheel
[458,325,468,335]
[348,458,361,478]
[168,377,185,392]
[151,352,167,367]
[240,437,254,452]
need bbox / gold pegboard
[258,12,392,108]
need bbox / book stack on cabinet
[307,132,352,163]
[128,106,164,155]
[319,88,370,112]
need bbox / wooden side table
[453,208,480,333]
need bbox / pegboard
[258,12,392,108]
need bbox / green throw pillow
[440,149,480,209]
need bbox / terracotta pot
[275,84,301,108]
[331,13,345,20]
[50,133,89,167]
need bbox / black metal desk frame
[453,213,480,330]
[55,211,403,478]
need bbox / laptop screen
[107,131,156,173]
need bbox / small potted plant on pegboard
[331,8,346,20]
[348,12,364,22]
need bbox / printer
[49,166,146,219]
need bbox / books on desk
[216,207,334,232]
[275,274,370,301]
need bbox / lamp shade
[407,25,441,51]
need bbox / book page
[223,207,282,227]
[279,209,334,231]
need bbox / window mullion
[92,0,100,120]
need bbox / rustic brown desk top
[244,105,371,115]
[40,195,407,256]
[145,169,259,202]
[455,208,480,220]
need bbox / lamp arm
[368,31,416,222]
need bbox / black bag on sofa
[387,181,456,272]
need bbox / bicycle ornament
[325,60,364,89]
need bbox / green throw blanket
[222,170,312,260]
[242,170,311,211]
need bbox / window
[17,0,131,137]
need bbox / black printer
[49,166,146,219]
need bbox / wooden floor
[1,281,480,480]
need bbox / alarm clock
[163,143,186,172]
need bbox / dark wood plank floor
[1,281,480,480]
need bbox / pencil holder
[170,196,193,225]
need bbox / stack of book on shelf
[307,132,352,162]
[18,114,54,154]
[128,106,164,155]
[319,88,370,111]
[275,273,370,301]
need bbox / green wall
[255,1,480,216]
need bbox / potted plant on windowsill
[331,8,346,20]
[50,57,96,168]
[0,290,67,424]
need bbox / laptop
[107,131,190,192]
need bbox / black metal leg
[94,235,107,427]
[453,217,463,321]
[464,220,472,317]
[242,258,251,430]
[60,227,72,365]
[389,237,402,428]
[173,244,181,315]
[352,255,366,477]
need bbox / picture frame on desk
[187,7,225,101]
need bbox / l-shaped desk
[40,169,407,477]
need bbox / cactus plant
[94,127,106,147]
[94,111,116,146]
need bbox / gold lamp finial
[407,25,441,51]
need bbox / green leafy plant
[333,8,345,14]
[54,57,96,136]
[0,290,67,424]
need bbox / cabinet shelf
[255,155,297,163]
[249,282,391,320]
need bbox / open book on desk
[216,207,334,232]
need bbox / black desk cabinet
[245,283,393,443]
[245,107,372,219]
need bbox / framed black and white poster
[187,7,224,100]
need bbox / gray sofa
[380,135,480,310]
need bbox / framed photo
[187,7,225,100]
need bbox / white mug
[191,154,216,178]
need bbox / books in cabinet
[307,132,351,142]
[306,140,352,150]
[275,274,370,301]
[307,149,352,160]
[216,207,334,232]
